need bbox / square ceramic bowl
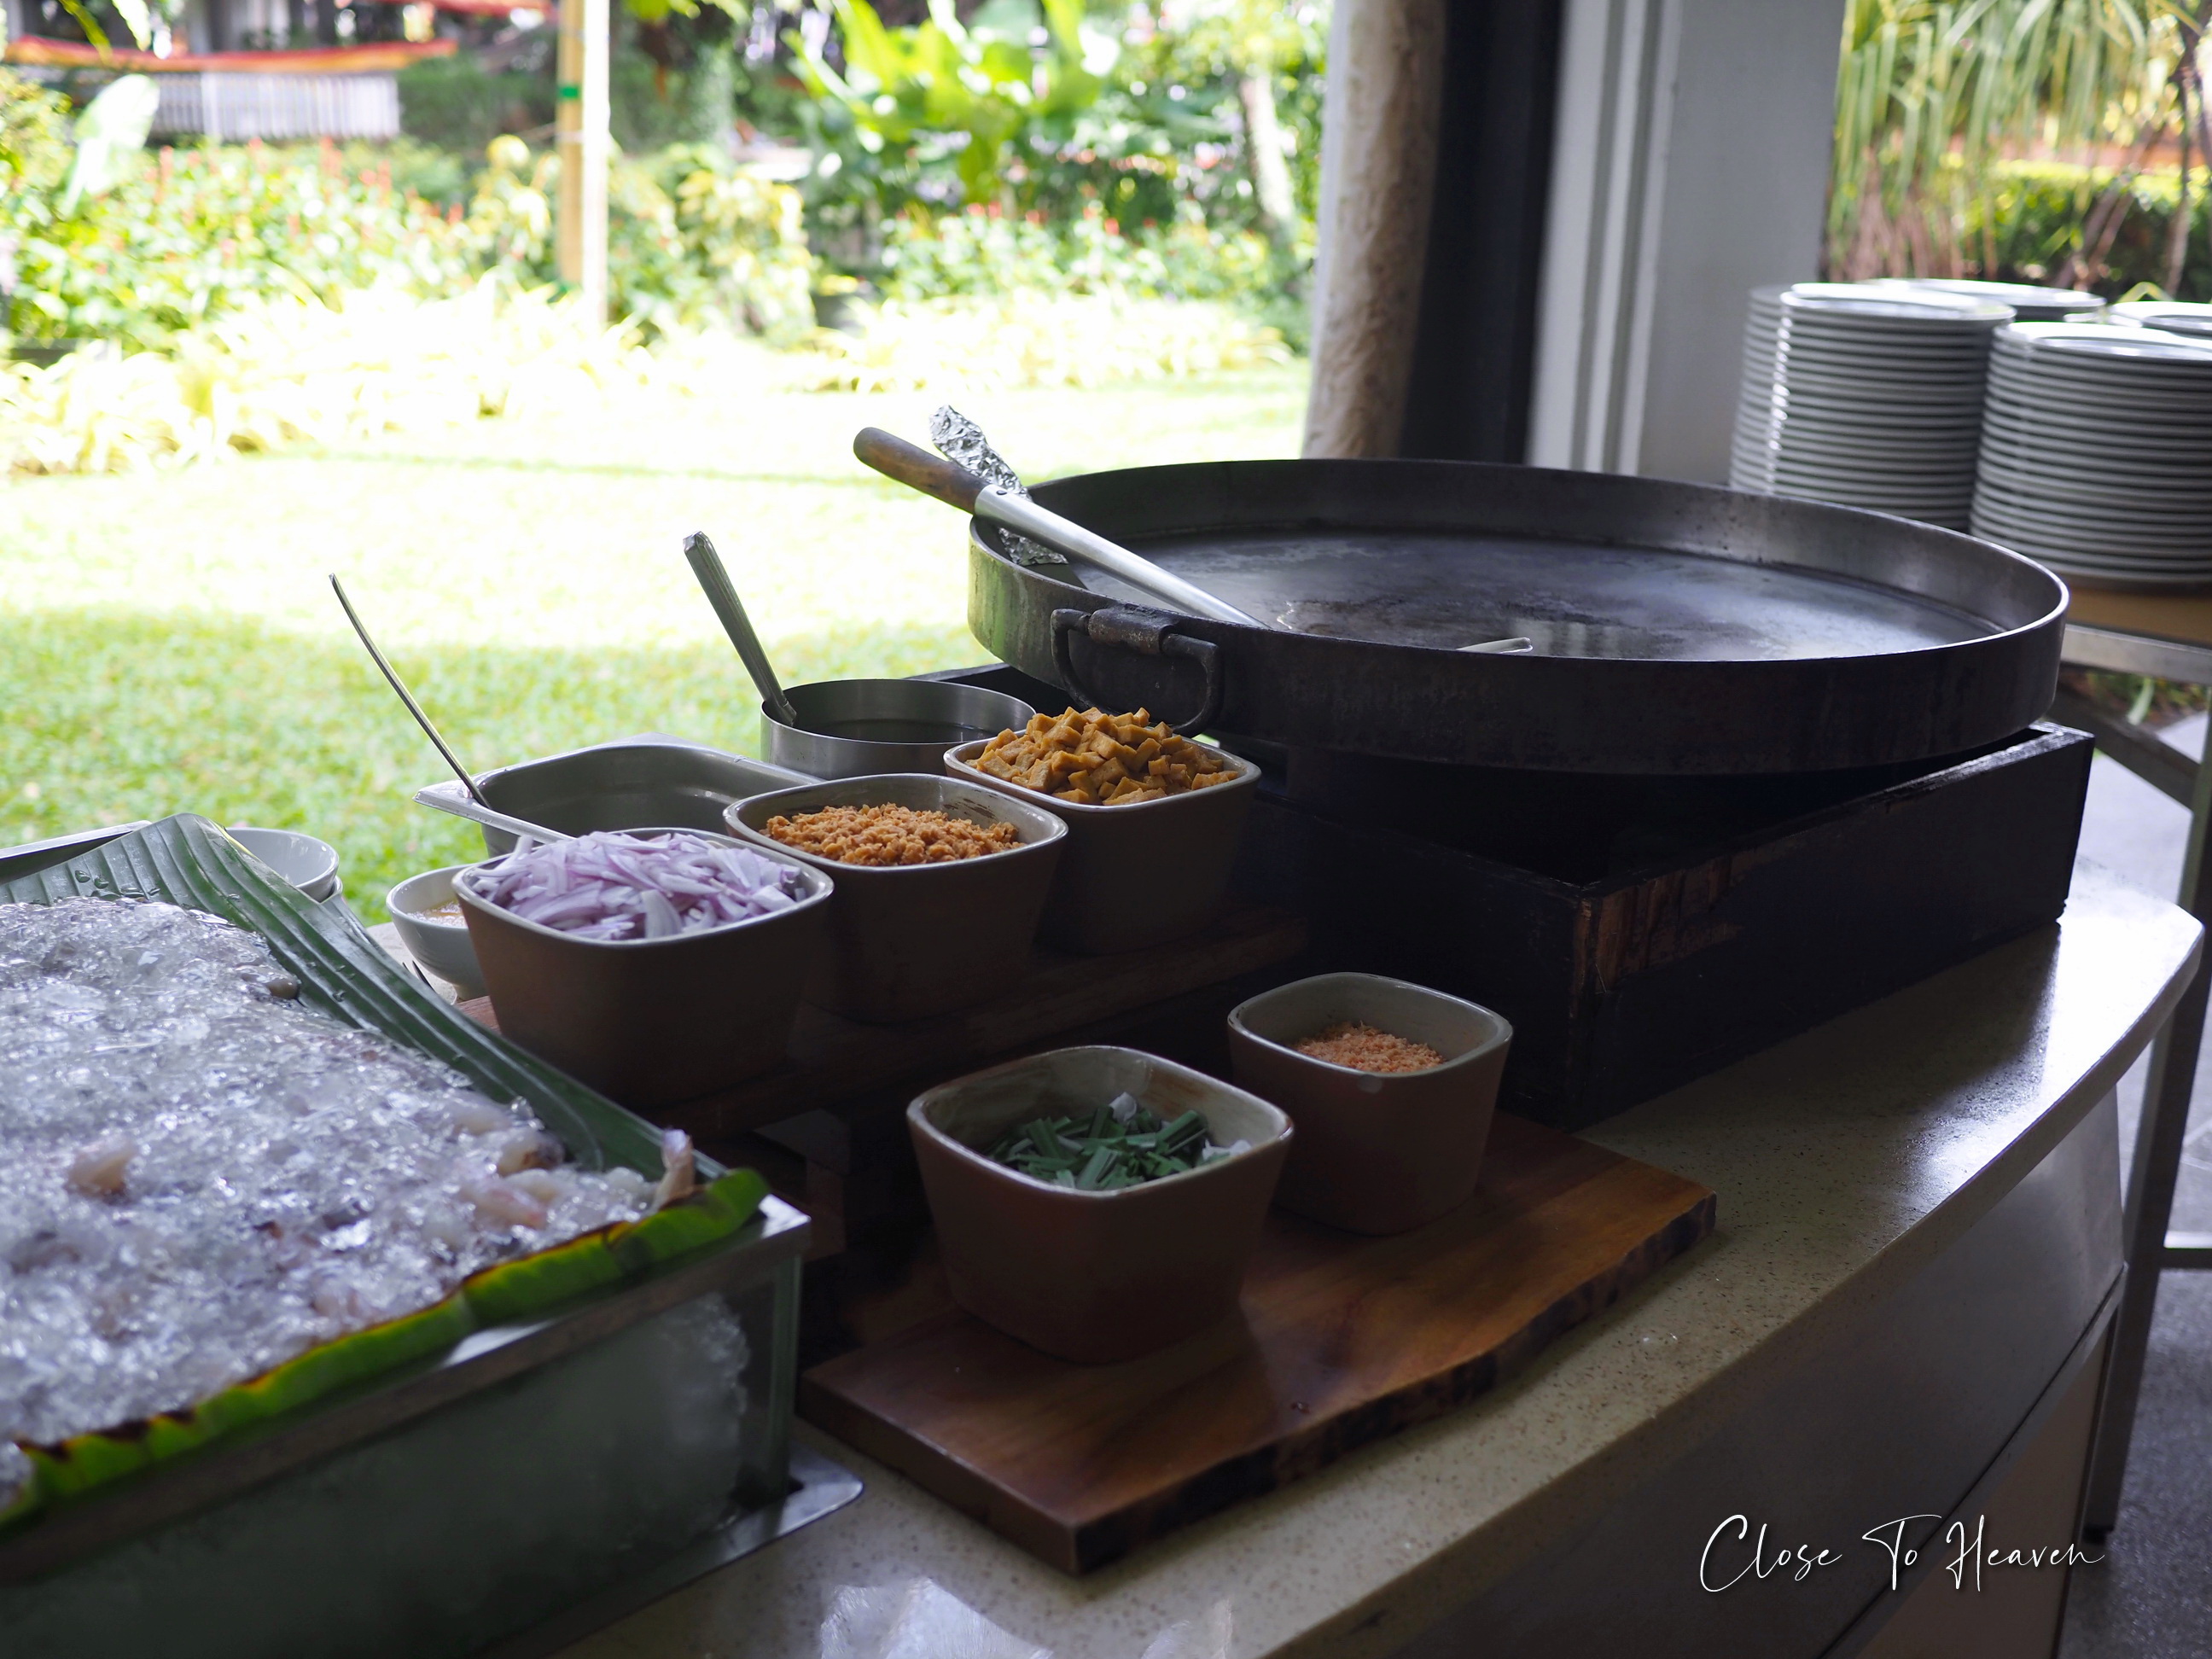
[1227,973,1512,1235]
[453,829,833,1107]
[723,774,1066,1022]
[942,737,1260,954]
[385,864,486,999]
[909,1045,1290,1364]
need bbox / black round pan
[965,459,2066,775]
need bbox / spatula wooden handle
[854,427,986,510]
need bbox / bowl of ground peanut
[1226,972,1512,1234]
[945,707,1260,954]
[725,774,1066,1022]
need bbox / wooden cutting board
[800,1114,1716,1574]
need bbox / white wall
[1527,0,1846,482]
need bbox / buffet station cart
[0,445,2197,1659]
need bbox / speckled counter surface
[554,862,2200,1659]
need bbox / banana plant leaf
[0,814,770,1531]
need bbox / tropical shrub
[0,279,647,474]
[1828,0,2207,288]
[2,134,812,347]
[876,199,1272,305]
[463,137,814,338]
[7,141,477,346]
[1965,158,2211,299]
[790,0,1117,212]
[790,0,1325,327]
[0,69,73,197]
[397,49,559,162]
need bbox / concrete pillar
[1300,0,1448,458]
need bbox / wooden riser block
[800,1114,1716,1574]
[455,905,1306,1142]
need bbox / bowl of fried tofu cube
[946,706,1260,954]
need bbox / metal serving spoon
[329,573,570,844]
[682,532,802,727]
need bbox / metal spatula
[854,428,1262,626]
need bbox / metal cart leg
[2082,724,2212,1535]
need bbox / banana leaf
[0,814,769,1530]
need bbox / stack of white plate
[1732,282,2012,529]
[2110,300,2212,341]
[1874,277,2106,322]
[1971,322,2212,590]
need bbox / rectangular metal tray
[0,1197,812,1585]
[414,733,809,856]
[0,815,824,1587]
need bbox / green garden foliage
[396,50,558,164]
[8,142,476,346]
[876,198,1272,303]
[791,0,1116,210]
[471,136,815,339]
[0,70,74,197]
[1828,0,2209,292]
[790,0,1325,329]
[3,2,1326,357]
[2,132,812,348]
[1967,158,2211,300]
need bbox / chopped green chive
[982,1096,1236,1190]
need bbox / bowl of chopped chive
[908,1045,1290,1363]
[1228,972,1511,1235]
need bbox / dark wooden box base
[920,667,2091,1132]
[1229,724,2093,1130]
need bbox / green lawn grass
[0,368,1307,918]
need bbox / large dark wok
[964,460,2067,775]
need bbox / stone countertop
[555,862,2200,1659]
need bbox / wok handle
[853,427,985,511]
[1051,607,1225,736]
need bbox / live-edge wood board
[800,1113,1716,1573]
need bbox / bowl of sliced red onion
[454,828,833,1104]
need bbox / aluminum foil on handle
[928,405,1066,568]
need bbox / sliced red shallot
[461,831,806,942]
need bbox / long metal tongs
[329,573,568,844]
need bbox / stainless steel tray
[414,733,810,856]
[0,1197,813,1586]
[0,821,148,884]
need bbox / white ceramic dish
[226,826,341,902]
[386,864,486,998]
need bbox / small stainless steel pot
[765,679,1036,779]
